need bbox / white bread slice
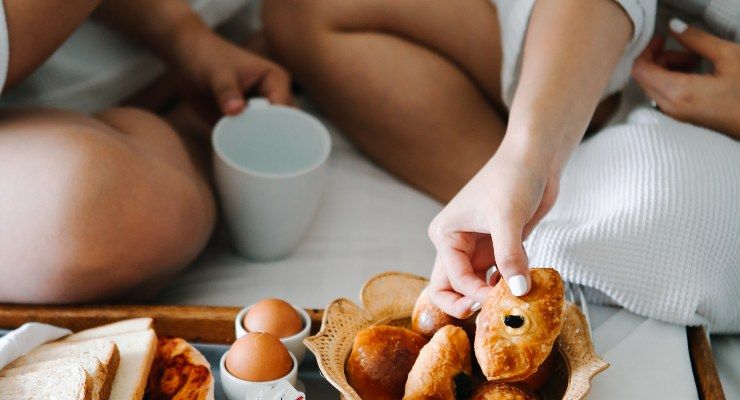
[62,318,153,343]
[6,339,120,400]
[0,363,92,400]
[0,357,109,400]
[104,329,157,400]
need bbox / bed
[2,2,737,397]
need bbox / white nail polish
[669,18,688,34]
[470,302,482,312]
[508,275,529,297]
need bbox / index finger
[428,257,480,318]
[258,68,293,106]
[435,232,492,304]
[669,18,732,63]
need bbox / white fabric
[589,307,698,399]
[712,335,740,400]
[154,115,442,307]
[0,323,71,370]
[526,108,740,333]
[0,0,9,94]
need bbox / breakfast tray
[0,304,725,399]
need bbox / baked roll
[412,288,464,338]
[471,382,534,400]
[404,325,473,400]
[474,267,564,382]
[346,325,427,400]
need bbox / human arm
[2,0,101,89]
[94,0,291,116]
[428,0,634,317]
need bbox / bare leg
[0,108,216,303]
[263,0,505,202]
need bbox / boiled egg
[244,298,303,338]
[225,332,293,382]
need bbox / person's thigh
[264,0,506,201]
[0,108,215,303]
[265,0,503,106]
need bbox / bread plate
[304,271,609,400]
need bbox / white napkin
[0,323,71,370]
[243,380,306,400]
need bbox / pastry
[412,288,463,338]
[404,325,473,400]
[471,382,534,400]
[474,267,564,382]
[346,325,427,400]
[412,288,477,339]
[146,336,215,400]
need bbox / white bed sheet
[154,116,441,307]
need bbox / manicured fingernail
[669,18,688,34]
[508,275,529,297]
[470,302,482,312]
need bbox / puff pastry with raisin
[474,267,564,382]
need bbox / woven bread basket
[304,271,609,399]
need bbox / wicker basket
[304,271,609,400]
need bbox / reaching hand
[427,152,559,319]
[632,18,740,138]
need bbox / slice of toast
[7,338,120,400]
[0,356,109,400]
[102,329,157,400]
[55,320,157,400]
[0,363,92,400]
[62,318,153,343]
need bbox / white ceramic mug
[212,98,331,260]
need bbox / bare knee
[263,0,336,62]
[0,109,215,303]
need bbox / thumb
[668,18,728,63]
[490,217,530,297]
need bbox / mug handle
[247,97,271,110]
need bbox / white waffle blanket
[526,108,740,333]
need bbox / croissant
[404,325,473,400]
[474,267,564,382]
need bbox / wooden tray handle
[0,304,324,344]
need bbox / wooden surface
[0,304,724,399]
[688,326,726,400]
[0,304,324,344]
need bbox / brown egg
[244,299,303,338]
[225,332,293,382]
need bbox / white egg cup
[219,350,298,400]
[235,303,311,364]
